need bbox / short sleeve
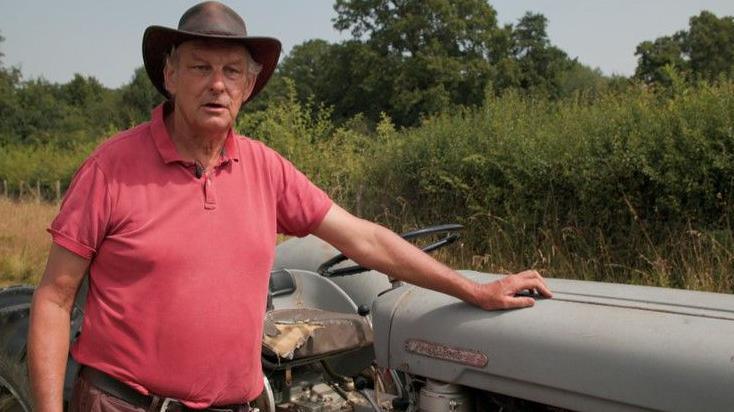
[48,156,112,259]
[274,156,332,237]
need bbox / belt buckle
[157,397,251,412]
[159,397,174,412]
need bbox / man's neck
[164,109,228,170]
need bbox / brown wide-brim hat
[142,1,281,103]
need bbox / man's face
[164,40,256,136]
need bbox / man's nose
[208,69,226,93]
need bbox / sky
[2,1,734,89]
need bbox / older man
[28,2,551,411]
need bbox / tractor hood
[372,271,734,412]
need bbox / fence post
[355,183,364,216]
[19,180,24,198]
[55,180,61,203]
[36,180,41,203]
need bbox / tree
[316,40,392,122]
[12,78,70,144]
[0,31,5,67]
[685,11,734,81]
[634,11,734,84]
[118,66,164,127]
[0,31,19,142]
[557,61,609,98]
[507,12,573,96]
[272,2,591,126]
[243,71,290,113]
[334,0,501,60]
[274,39,391,123]
[0,66,22,145]
[634,35,687,85]
[279,40,334,104]
[331,0,502,125]
[60,74,106,107]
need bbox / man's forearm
[344,223,481,304]
[28,289,73,412]
[313,204,552,310]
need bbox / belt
[81,367,250,412]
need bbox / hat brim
[142,25,281,103]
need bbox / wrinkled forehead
[177,39,249,60]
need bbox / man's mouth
[203,102,227,109]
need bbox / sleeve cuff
[47,228,95,260]
[302,198,333,237]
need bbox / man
[28,2,552,411]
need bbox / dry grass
[395,218,733,294]
[1,198,731,294]
[0,197,57,286]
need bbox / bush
[360,81,734,291]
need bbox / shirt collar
[150,103,240,165]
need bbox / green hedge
[358,83,734,290]
[366,84,733,225]
[2,80,732,291]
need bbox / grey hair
[165,44,262,77]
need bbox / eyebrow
[187,51,246,67]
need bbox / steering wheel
[317,224,464,278]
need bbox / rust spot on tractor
[405,338,488,368]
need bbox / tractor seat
[262,308,373,362]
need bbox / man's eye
[224,67,243,79]
[191,65,210,74]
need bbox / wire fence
[1,180,63,203]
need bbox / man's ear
[241,74,257,103]
[163,62,177,97]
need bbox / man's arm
[28,243,89,412]
[312,204,552,310]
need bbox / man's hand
[472,270,553,310]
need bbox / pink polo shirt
[49,104,332,407]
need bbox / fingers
[474,270,552,311]
[504,296,535,309]
[517,270,552,296]
[509,270,553,298]
[516,279,553,298]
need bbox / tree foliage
[686,11,734,80]
[635,11,734,84]
[279,40,334,104]
[0,68,161,147]
[494,12,574,96]
[334,0,500,59]
[330,0,501,125]
[0,31,5,66]
[271,1,587,126]
[118,67,165,127]
[634,35,685,85]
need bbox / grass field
[0,198,57,286]
[1,197,731,294]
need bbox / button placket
[204,175,217,210]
